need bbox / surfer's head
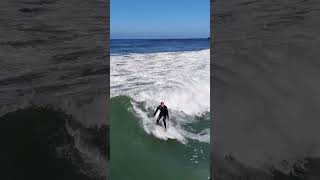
[160,102,164,107]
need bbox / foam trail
[180,128,210,143]
[131,102,188,144]
[131,100,210,144]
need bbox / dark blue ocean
[110,38,210,54]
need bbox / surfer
[153,102,169,131]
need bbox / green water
[111,96,209,180]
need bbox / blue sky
[111,0,209,39]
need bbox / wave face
[111,96,209,180]
[111,39,210,179]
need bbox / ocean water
[110,39,210,179]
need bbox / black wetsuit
[153,105,169,129]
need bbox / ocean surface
[110,39,210,179]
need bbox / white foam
[180,128,210,143]
[111,49,210,144]
[111,49,210,115]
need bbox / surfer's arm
[153,107,159,117]
[166,110,169,120]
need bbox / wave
[111,48,210,144]
[111,49,210,115]
[110,96,209,180]
[110,47,210,179]
[112,95,209,144]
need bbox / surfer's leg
[163,116,166,129]
[156,114,162,124]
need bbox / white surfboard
[150,121,187,144]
